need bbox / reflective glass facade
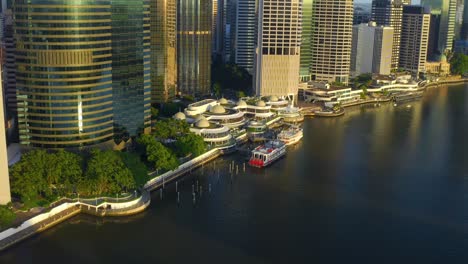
[300,0,313,81]
[177,0,212,96]
[111,0,151,139]
[14,0,114,148]
[151,0,177,103]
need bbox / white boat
[277,126,303,146]
[248,140,286,168]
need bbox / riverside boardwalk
[0,191,151,251]
[144,148,222,192]
[0,147,223,251]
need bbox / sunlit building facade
[421,0,457,55]
[151,0,178,103]
[311,0,353,84]
[371,0,411,70]
[300,0,313,81]
[13,0,150,148]
[14,0,114,148]
[254,0,302,99]
[177,0,212,96]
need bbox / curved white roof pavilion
[190,123,235,150]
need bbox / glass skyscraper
[421,0,457,55]
[111,0,151,140]
[151,0,177,103]
[177,0,212,96]
[14,0,151,148]
[14,0,114,148]
[300,0,313,81]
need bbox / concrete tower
[371,0,411,71]
[0,64,11,205]
[311,0,353,84]
[254,0,302,99]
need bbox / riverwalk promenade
[0,190,151,251]
[0,147,225,251]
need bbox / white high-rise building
[254,0,302,100]
[0,64,11,205]
[351,22,394,76]
[311,0,353,85]
[235,0,257,73]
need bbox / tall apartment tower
[254,0,302,99]
[151,0,178,103]
[177,0,212,96]
[299,0,313,81]
[311,0,353,84]
[235,0,257,73]
[399,6,431,76]
[0,64,11,205]
[371,0,411,70]
[13,0,150,148]
[351,22,394,76]
[421,0,457,55]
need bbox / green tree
[137,134,179,171]
[84,149,135,195]
[0,205,15,229]
[146,141,179,171]
[120,152,149,187]
[153,119,190,140]
[174,133,207,157]
[213,82,222,97]
[10,149,49,202]
[151,107,159,120]
[236,91,246,99]
[450,53,468,75]
[52,150,83,196]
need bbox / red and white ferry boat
[249,140,287,168]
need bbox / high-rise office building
[311,0,353,84]
[111,0,151,139]
[13,0,151,148]
[177,0,212,96]
[235,0,257,73]
[2,9,15,116]
[14,0,115,148]
[421,0,457,54]
[223,0,237,63]
[371,0,411,70]
[427,13,441,60]
[254,0,302,99]
[462,0,468,40]
[300,0,313,81]
[351,22,394,76]
[0,63,11,205]
[400,6,431,76]
[151,0,178,103]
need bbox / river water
[1,84,467,263]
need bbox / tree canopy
[137,134,179,171]
[450,53,468,75]
[174,133,207,157]
[212,57,252,95]
[81,149,136,196]
[153,119,190,140]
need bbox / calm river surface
[1,84,467,263]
